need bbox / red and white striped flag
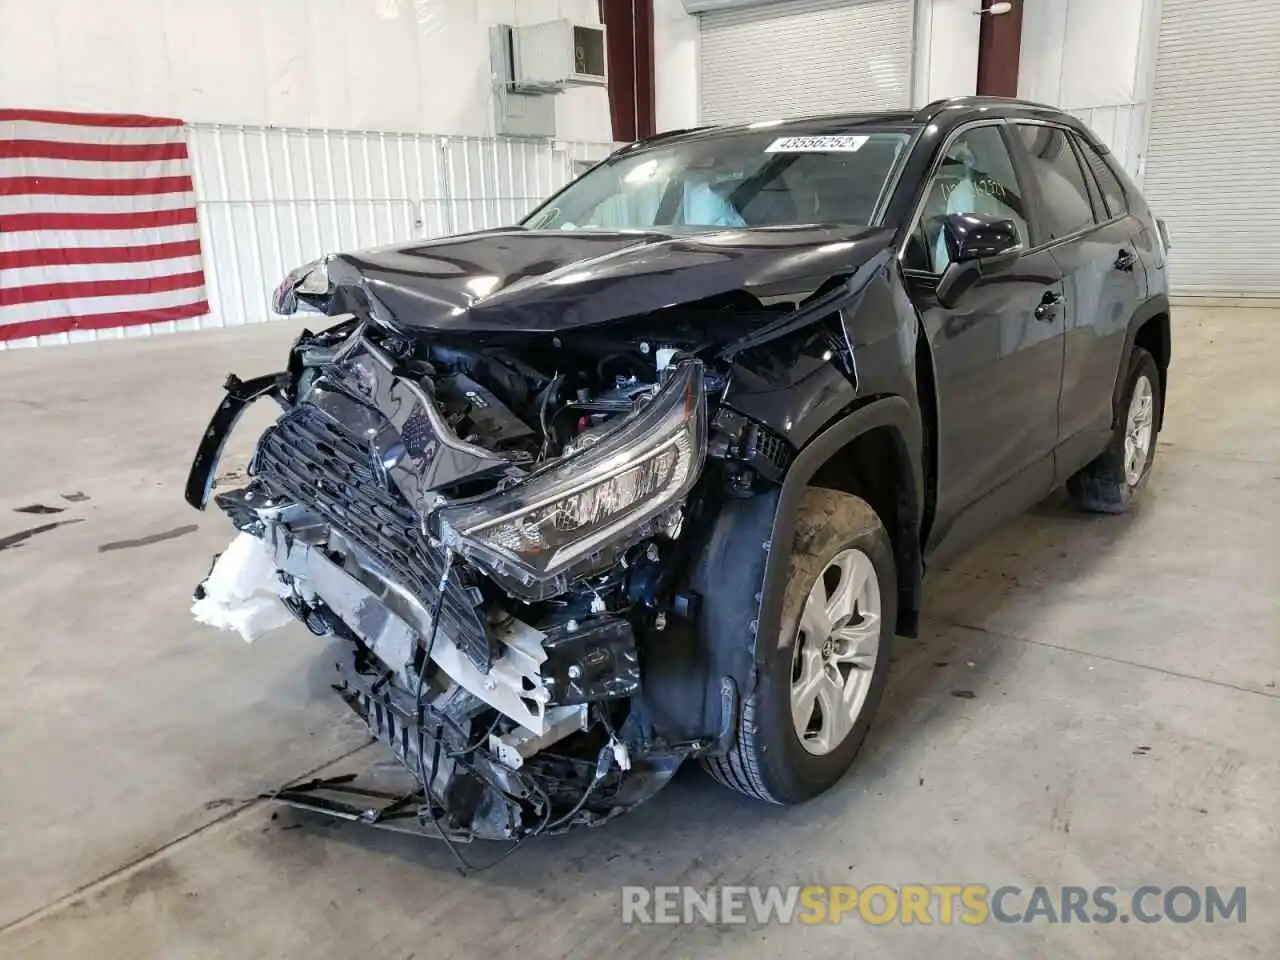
[0,108,208,343]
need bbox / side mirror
[935,213,1022,309]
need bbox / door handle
[1115,249,1137,272]
[1035,290,1063,322]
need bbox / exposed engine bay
[186,299,826,849]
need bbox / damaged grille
[254,405,495,670]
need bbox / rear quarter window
[1076,139,1129,219]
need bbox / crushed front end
[186,316,750,841]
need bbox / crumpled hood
[324,225,896,334]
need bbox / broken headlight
[437,360,707,594]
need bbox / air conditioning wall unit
[512,20,608,93]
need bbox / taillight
[1156,218,1172,252]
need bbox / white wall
[913,0,980,106]
[654,0,702,132]
[0,0,612,141]
[1018,0,1162,179]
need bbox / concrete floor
[0,308,1275,958]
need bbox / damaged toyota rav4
[186,98,1172,845]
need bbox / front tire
[1067,346,1161,514]
[702,488,896,805]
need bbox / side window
[1013,124,1097,239]
[904,125,1030,274]
[1076,137,1128,219]
[1071,137,1107,222]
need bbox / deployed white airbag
[191,532,293,642]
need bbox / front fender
[720,253,919,449]
[690,394,924,735]
[757,396,924,659]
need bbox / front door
[901,123,1065,559]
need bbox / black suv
[187,97,1170,846]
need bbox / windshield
[523,129,914,231]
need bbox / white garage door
[1143,0,1280,296]
[698,0,915,126]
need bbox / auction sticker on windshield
[765,135,869,153]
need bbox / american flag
[0,108,208,343]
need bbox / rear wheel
[1067,346,1161,514]
[702,488,896,804]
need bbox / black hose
[539,744,613,834]
[538,372,564,460]
[410,552,568,873]
[413,552,472,876]
[445,712,501,759]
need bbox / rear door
[1009,124,1148,476]
[901,122,1065,559]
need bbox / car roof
[633,97,1102,150]
[633,112,918,147]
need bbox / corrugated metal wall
[1142,0,1280,296]
[1,124,614,350]
[698,0,915,124]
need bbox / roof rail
[631,125,716,147]
[913,95,1062,123]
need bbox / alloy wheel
[1125,374,1155,486]
[790,547,882,756]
